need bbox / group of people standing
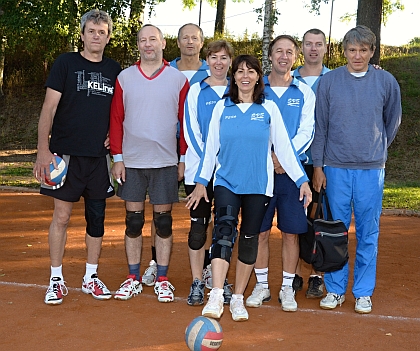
[33,9,401,323]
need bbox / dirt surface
[1,189,420,351]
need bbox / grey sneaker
[202,264,212,290]
[142,260,157,286]
[230,295,249,321]
[305,276,324,299]
[223,279,233,305]
[187,278,205,306]
[320,292,346,309]
[246,283,271,307]
[202,288,224,319]
[355,296,372,314]
[279,285,298,312]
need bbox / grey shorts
[117,166,179,204]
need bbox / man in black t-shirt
[33,9,121,305]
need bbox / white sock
[282,271,295,288]
[231,294,244,301]
[84,263,98,280]
[255,268,269,289]
[50,265,63,281]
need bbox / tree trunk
[0,36,5,96]
[262,0,276,75]
[214,0,226,36]
[356,0,382,65]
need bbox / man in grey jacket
[311,25,401,314]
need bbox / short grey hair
[177,23,204,43]
[137,24,164,41]
[80,9,113,36]
[343,25,376,51]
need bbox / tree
[214,0,226,35]
[356,0,382,64]
[260,0,277,74]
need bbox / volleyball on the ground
[45,155,67,187]
[185,316,223,351]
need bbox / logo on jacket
[287,98,300,107]
[206,100,217,106]
[250,112,264,121]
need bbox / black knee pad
[188,217,209,250]
[211,205,238,263]
[125,210,144,238]
[84,198,106,238]
[153,211,172,239]
[238,232,259,265]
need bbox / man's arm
[383,77,402,147]
[33,88,62,183]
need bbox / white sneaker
[246,283,271,307]
[202,288,224,319]
[320,292,346,310]
[279,286,298,312]
[44,277,68,305]
[355,296,372,314]
[142,260,157,286]
[114,275,142,300]
[82,274,112,300]
[230,295,249,321]
[202,264,212,290]
[154,277,175,302]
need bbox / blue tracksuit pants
[323,166,385,298]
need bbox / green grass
[383,182,420,211]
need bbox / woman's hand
[186,183,208,210]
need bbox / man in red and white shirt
[110,24,189,303]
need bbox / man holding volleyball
[33,9,121,305]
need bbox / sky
[143,0,419,46]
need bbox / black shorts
[40,154,115,202]
[185,179,214,219]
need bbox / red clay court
[1,190,419,350]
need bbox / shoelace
[48,282,68,296]
[159,281,175,291]
[282,287,295,302]
[191,281,203,298]
[231,298,245,312]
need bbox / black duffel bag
[300,188,349,272]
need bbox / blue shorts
[260,173,307,234]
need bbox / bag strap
[320,188,334,221]
[313,188,323,220]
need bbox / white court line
[1,280,420,323]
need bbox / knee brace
[211,205,238,263]
[153,211,172,239]
[85,198,106,238]
[188,217,209,250]
[125,210,144,238]
[238,232,259,265]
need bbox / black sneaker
[223,279,233,305]
[292,274,303,292]
[306,276,324,299]
[187,278,205,306]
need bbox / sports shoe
[187,278,205,306]
[320,292,346,309]
[142,260,157,287]
[292,274,303,292]
[230,295,249,321]
[306,276,324,299]
[223,279,233,305]
[202,288,224,319]
[82,274,112,300]
[44,277,68,305]
[202,264,212,290]
[114,275,142,301]
[154,276,175,302]
[246,283,271,307]
[279,286,298,312]
[355,296,372,314]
